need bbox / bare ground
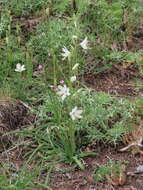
[50,146,143,190]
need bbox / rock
[136,165,143,173]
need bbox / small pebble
[136,165,143,173]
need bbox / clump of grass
[0,10,11,38]
[0,164,50,190]
[23,87,136,169]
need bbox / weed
[2,0,51,16]
[0,164,53,190]
[25,88,136,168]
[94,160,128,186]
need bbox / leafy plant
[0,11,11,38]
[82,0,142,46]
[94,160,127,185]
[29,17,81,61]
[0,33,34,100]
[23,87,136,169]
[2,0,51,16]
[0,164,53,190]
[28,16,88,84]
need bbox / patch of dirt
[50,147,143,190]
[83,64,143,96]
[1,142,143,190]
[0,98,31,150]
[83,21,143,97]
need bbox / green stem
[53,54,57,86]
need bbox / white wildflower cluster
[55,37,87,121]
[61,37,89,60]
[56,83,83,120]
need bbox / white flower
[69,106,83,120]
[70,76,76,82]
[80,37,89,50]
[57,85,70,101]
[15,63,26,72]
[61,46,70,60]
[72,63,79,71]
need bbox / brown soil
[83,63,143,96]
[50,147,143,190]
[83,25,143,97]
[0,98,30,150]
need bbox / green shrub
[2,0,51,16]
[0,11,11,38]
[29,18,81,62]
[82,0,142,46]
[27,88,136,165]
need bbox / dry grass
[0,98,28,148]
